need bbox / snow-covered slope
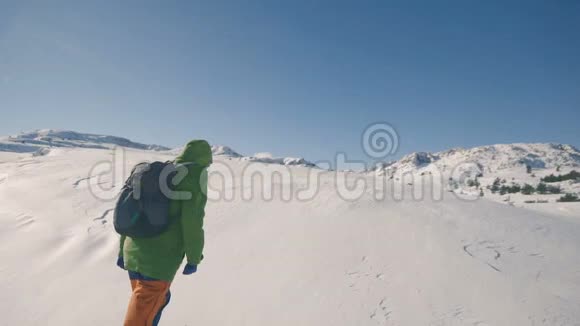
[1,145,580,325]
[0,129,170,153]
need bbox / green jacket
[119,140,212,281]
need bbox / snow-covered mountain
[173,143,317,167]
[368,142,580,209]
[242,152,318,168]
[211,145,243,158]
[0,129,170,153]
[371,143,580,177]
[2,130,578,176]
[0,130,318,168]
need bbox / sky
[0,0,579,165]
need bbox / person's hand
[117,256,125,270]
[182,264,197,275]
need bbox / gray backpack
[113,161,178,238]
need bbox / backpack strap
[174,162,198,168]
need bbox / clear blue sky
[1,1,579,163]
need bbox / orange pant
[124,272,171,326]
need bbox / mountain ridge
[0,129,170,152]
[2,130,579,173]
[0,129,318,168]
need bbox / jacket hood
[175,140,213,167]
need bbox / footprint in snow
[462,241,505,273]
[346,255,391,304]
[15,215,35,229]
[370,297,393,325]
[430,306,488,326]
[93,209,113,221]
[87,209,113,233]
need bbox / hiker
[116,140,212,326]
